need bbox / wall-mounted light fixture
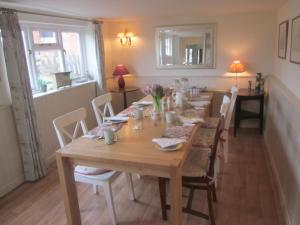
[117,30,133,46]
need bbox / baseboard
[263,134,292,225]
[0,175,24,198]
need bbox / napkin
[152,138,186,149]
[104,116,129,123]
[179,116,204,125]
[188,100,210,107]
[132,101,153,106]
[118,107,135,117]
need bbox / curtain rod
[0,7,103,24]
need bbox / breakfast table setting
[56,80,214,225]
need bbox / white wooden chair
[92,94,142,179]
[221,87,238,163]
[92,93,115,126]
[53,108,135,225]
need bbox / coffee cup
[103,128,117,145]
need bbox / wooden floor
[0,129,285,225]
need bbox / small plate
[155,143,183,152]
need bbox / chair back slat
[207,117,225,178]
[53,108,88,148]
[224,89,238,130]
[92,93,115,126]
[219,95,231,117]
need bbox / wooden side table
[234,89,264,136]
[109,87,139,109]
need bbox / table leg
[123,91,127,109]
[56,153,82,225]
[169,167,182,225]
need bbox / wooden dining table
[56,93,213,225]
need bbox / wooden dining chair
[158,117,224,225]
[196,87,238,163]
[53,108,135,225]
[92,93,115,126]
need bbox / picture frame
[290,15,300,64]
[278,20,289,59]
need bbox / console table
[234,89,264,136]
[109,87,139,109]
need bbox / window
[21,24,88,92]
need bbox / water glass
[165,111,176,125]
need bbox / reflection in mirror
[156,24,216,69]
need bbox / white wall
[264,76,300,225]
[0,106,24,197]
[264,1,300,225]
[34,82,97,164]
[103,11,276,90]
[274,0,300,98]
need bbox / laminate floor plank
[0,129,285,225]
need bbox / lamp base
[118,75,125,89]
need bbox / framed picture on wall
[290,15,300,64]
[278,20,289,59]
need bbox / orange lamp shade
[229,61,245,73]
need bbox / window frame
[20,22,87,92]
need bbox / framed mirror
[156,24,216,69]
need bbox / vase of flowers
[144,84,165,120]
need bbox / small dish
[154,143,183,152]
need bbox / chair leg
[158,177,168,220]
[125,173,136,200]
[211,183,217,202]
[93,184,99,194]
[103,182,118,225]
[207,187,216,225]
[214,159,219,188]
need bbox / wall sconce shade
[113,64,129,89]
[117,30,133,46]
[228,60,246,87]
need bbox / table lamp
[229,60,245,87]
[113,64,129,89]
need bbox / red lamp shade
[113,64,129,89]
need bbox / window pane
[62,32,82,78]
[34,50,64,78]
[33,30,57,44]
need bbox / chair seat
[201,117,219,129]
[75,165,112,175]
[183,149,211,177]
[192,127,217,148]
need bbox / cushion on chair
[201,117,219,129]
[183,149,211,177]
[192,126,217,148]
[74,165,112,176]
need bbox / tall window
[21,23,87,92]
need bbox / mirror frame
[155,23,217,69]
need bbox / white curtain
[0,8,47,181]
[94,21,107,95]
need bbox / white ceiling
[0,0,287,19]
